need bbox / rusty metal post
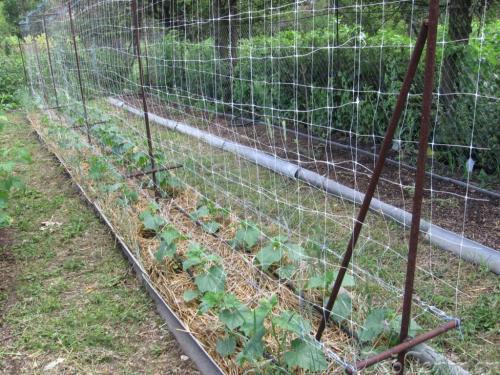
[138,7,150,87]
[130,0,158,195]
[33,39,49,105]
[41,15,59,108]
[68,0,91,144]
[315,22,429,341]
[347,320,459,374]
[397,1,440,373]
[17,38,29,86]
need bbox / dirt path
[0,112,200,374]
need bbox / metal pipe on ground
[107,97,500,275]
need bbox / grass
[0,112,199,374]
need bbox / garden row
[29,106,429,373]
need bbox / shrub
[0,36,24,109]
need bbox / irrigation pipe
[109,97,500,275]
[142,90,500,199]
[30,118,225,375]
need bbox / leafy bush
[0,113,31,227]
[0,36,24,109]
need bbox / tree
[1,0,39,35]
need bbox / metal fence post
[315,22,429,341]
[41,14,59,109]
[68,0,91,144]
[130,0,158,196]
[396,0,440,373]
[33,39,49,105]
[17,38,29,86]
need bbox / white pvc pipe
[108,98,500,275]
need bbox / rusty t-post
[17,38,29,86]
[396,0,440,373]
[130,0,158,196]
[33,39,49,105]
[42,14,59,108]
[68,0,91,144]
[315,22,429,341]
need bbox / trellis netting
[20,0,499,373]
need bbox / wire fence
[20,0,499,373]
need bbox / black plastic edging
[29,121,225,375]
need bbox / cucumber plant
[254,235,307,273]
[154,225,186,262]
[231,220,261,251]
[189,198,228,234]
[358,308,422,351]
[139,209,166,237]
[183,242,226,293]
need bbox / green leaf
[389,315,422,338]
[239,296,277,337]
[195,266,226,293]
[154,241,177,262]
[306,270,355,290]
[254,242,284,271]
[237,325,266,365]
[216,335,237,357]
[284,338,328,372]
[198,292,224,314]
[140,211,166,233]
[182,256,202,271]
[219,302,250,330]
[330,293,352,323]
[201,221,221,234]
[182,242,204,271]
[160,227,184,244]
[273,310,312,336]
[285,243,307,262]
[183,289,200,302]
[233,221,260,251]
[306,271,333,290]
[276,264,297,280]
[15,148,31,163]
[189,205,210,221]
[358,309,388,344]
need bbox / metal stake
[315,22,429,341]
[33,40,49,105]
[17,38,29,86]
[348,320,459,374]
[68,0,91,144]
[42,14,59,108]
[397,0,440,373]
[131,0,158,196]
